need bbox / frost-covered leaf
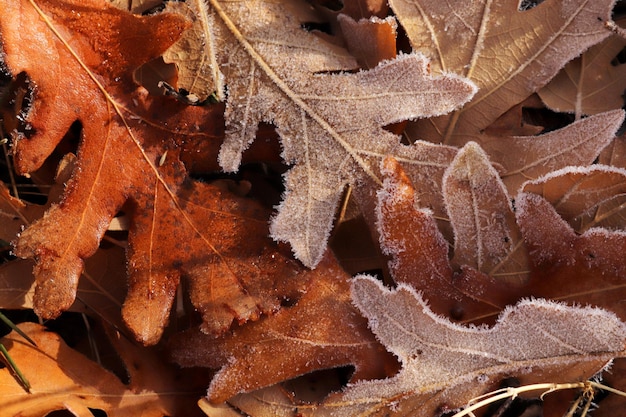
[522,165,626,233]
[393,0,616,145]
[516,192,626,295]
[443,142,529,284]
[539,21,626,116]
[481,110,624,195]
[205,0,476,267]
[226,276,626,416]
[376,156,516,322]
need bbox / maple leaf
[392,0,616,145]
[0,0,339,345]
[0,322,206,417]
[194,0,476,267]
[169,254,397,403]
[224,277,626,416]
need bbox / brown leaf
[337,14,397,69]
[170,254,397,403]
[376,156,514,321]
[1,0,312,345]
[394,0,615,145]
[0,322,206,417]
[538,20,626,117]
[515,192,626,319]
[226,277,626,416]
[481,110,624,195]
[443,142,529,284]
[200,0,476,267]
[521,164,626,233]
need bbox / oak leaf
[198,0,476,267]
[515,191,626,319]
[0,0,324,346]
[0,322,206,417]
[225,277,626,417]
[170,254,397,403]
[538,20,626,117]
[392,0,616,145]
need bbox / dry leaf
[481,110,624,195]
[376,156,515,322]
[0,322,205,417]
[0,0,321,346]
[539,20,626,117]
[393,0,615,145]
[443,142,529,284]
[170,254,396,403]
[522,164,626,232]
[515,191,626,308]
[199,0,476,267]
[163,0,225,102]
[226,276,626,416]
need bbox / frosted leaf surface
[205,0,476,267]
[391,0,616,145]
[443,142,528,284]
[482,110,625,195]
[522,164,626,233]
[299,275,626,417]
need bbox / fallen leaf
[515,191,626,319]
[376,155,515,321]
[163,0,225,102]
[393,0,615,145]
[200,0,476,267]
[226,276,626,416]
[1,0,316,346]
[481,110,624,195]
[170,253,397,403]
[0,322,206,417]
[443,142,529,284]
[538,20,626,117]
[521,164,626,232]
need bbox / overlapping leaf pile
[1,0,626,416]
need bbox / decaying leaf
[522,164,626,232]
[443,142,528,284]
[199,0,476,267]
[0,322,205,417]
[0,0,327,346]
[170,254,397,403]
[538,20,626,117]
[394,0,616,145]
[225,276,626,416]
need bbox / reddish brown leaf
[0,0,317,346]
[516,192,626,319]
[170,254,397,403]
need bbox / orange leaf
[170,253,397,403]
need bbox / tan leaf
[392,0,615,145]
[522,165,626,233]
[163,0,225,102]
[0,323,205,417]
[443,142,529,284]
[481,110,624,195]
[226,276,626,416]
[337,14,397,69]
[203,0,476,267]
[538,21,626,117]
